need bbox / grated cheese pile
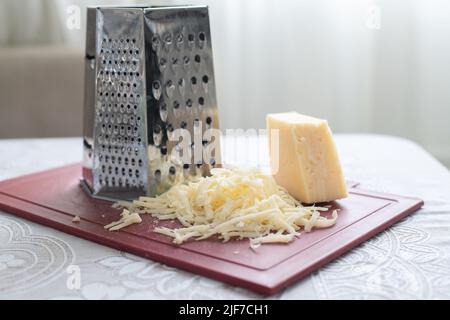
[106,167,338,248]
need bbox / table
[1,134,449,299]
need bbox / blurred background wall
[0,0,449,168]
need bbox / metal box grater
[81,6,221,201]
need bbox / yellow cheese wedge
[267,112,348,203]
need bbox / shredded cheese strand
[104,210,142,231]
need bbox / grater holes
[199,32,206,42]
[159,57,167,70]
[206,116,212,125]
[164,33,172,45]
[194,54,201,63]
[153,124,162,146]
[152,80,162,100]
[186,99,193,108]
[188,33,194,42]
[202,75,209,84]
[151,35,160,51]
[96,36,144,191]
[165,80,175,98]
[198,97,205,106]
[166,123,174,136]
[169,166,176,176]
[159,103,168,122]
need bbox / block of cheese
[266,112,348,203]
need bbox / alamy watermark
[161,126,280,174]
[66,5,81,30]
[66,264,81,290]
[366,5,381,30]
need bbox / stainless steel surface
[81,7,97,189]
[81,6,220,201]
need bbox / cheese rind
[267,112,348,203]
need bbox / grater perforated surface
[91,8,148,200]
[82,6,220,201]
[144,7,220,196]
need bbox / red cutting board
[0,163,423,295]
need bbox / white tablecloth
[1,134,450,299]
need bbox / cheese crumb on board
[110,167,338,248]
[104,209,142,231]
[267,112,348,203]
[72,216,81,223]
